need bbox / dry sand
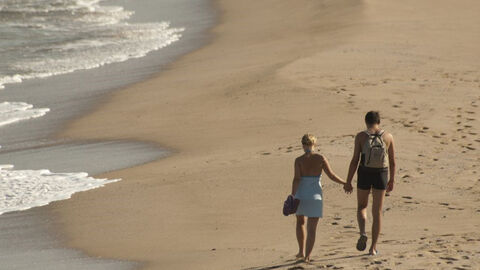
[49,0,480,269]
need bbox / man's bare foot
[368,248,378,256]
[295,252,304,259]
[356,234,368,251]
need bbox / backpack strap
[364,130,384,136]
[376,130,385,143]
[366,130,385,146]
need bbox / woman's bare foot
[295,252,304,259]
[303,256,313,263]
[368,247,378,256]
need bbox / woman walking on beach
[291,134,350,262]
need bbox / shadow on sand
[242,254,369,270]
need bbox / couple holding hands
[289,111,396,262]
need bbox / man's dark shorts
[357,166,388,190]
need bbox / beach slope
[54,0,480,269]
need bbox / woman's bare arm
[321,155,346,185]
[291,158,301,195]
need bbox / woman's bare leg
[296,215,306,258]
[304,217,319,261]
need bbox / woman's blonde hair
[301,133,317,146]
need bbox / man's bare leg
[304,217,319,262]
[295,215,306,258]
[356,188,370,251]
[357,189,370,236]
[370,189,386,255]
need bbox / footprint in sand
[440,256,459,262]
[287,266,304,270]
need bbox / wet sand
[55,0,480,269]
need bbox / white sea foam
[0,0,184,89]
[0,0,176,216]
[0,102,49,127]
[0,164,119,215]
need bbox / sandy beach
[51,0,479,269]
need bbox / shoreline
[55,0,480,269]
[0,0,216,268]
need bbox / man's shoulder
[382,130,394,140]
[355,131,368,140]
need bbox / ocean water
[0,101,49,126]
[0,0,184,215]
[0,164,118,215]
[0,0,184,90]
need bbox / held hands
[343,182,353,194]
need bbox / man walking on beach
[344,111,396,255]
